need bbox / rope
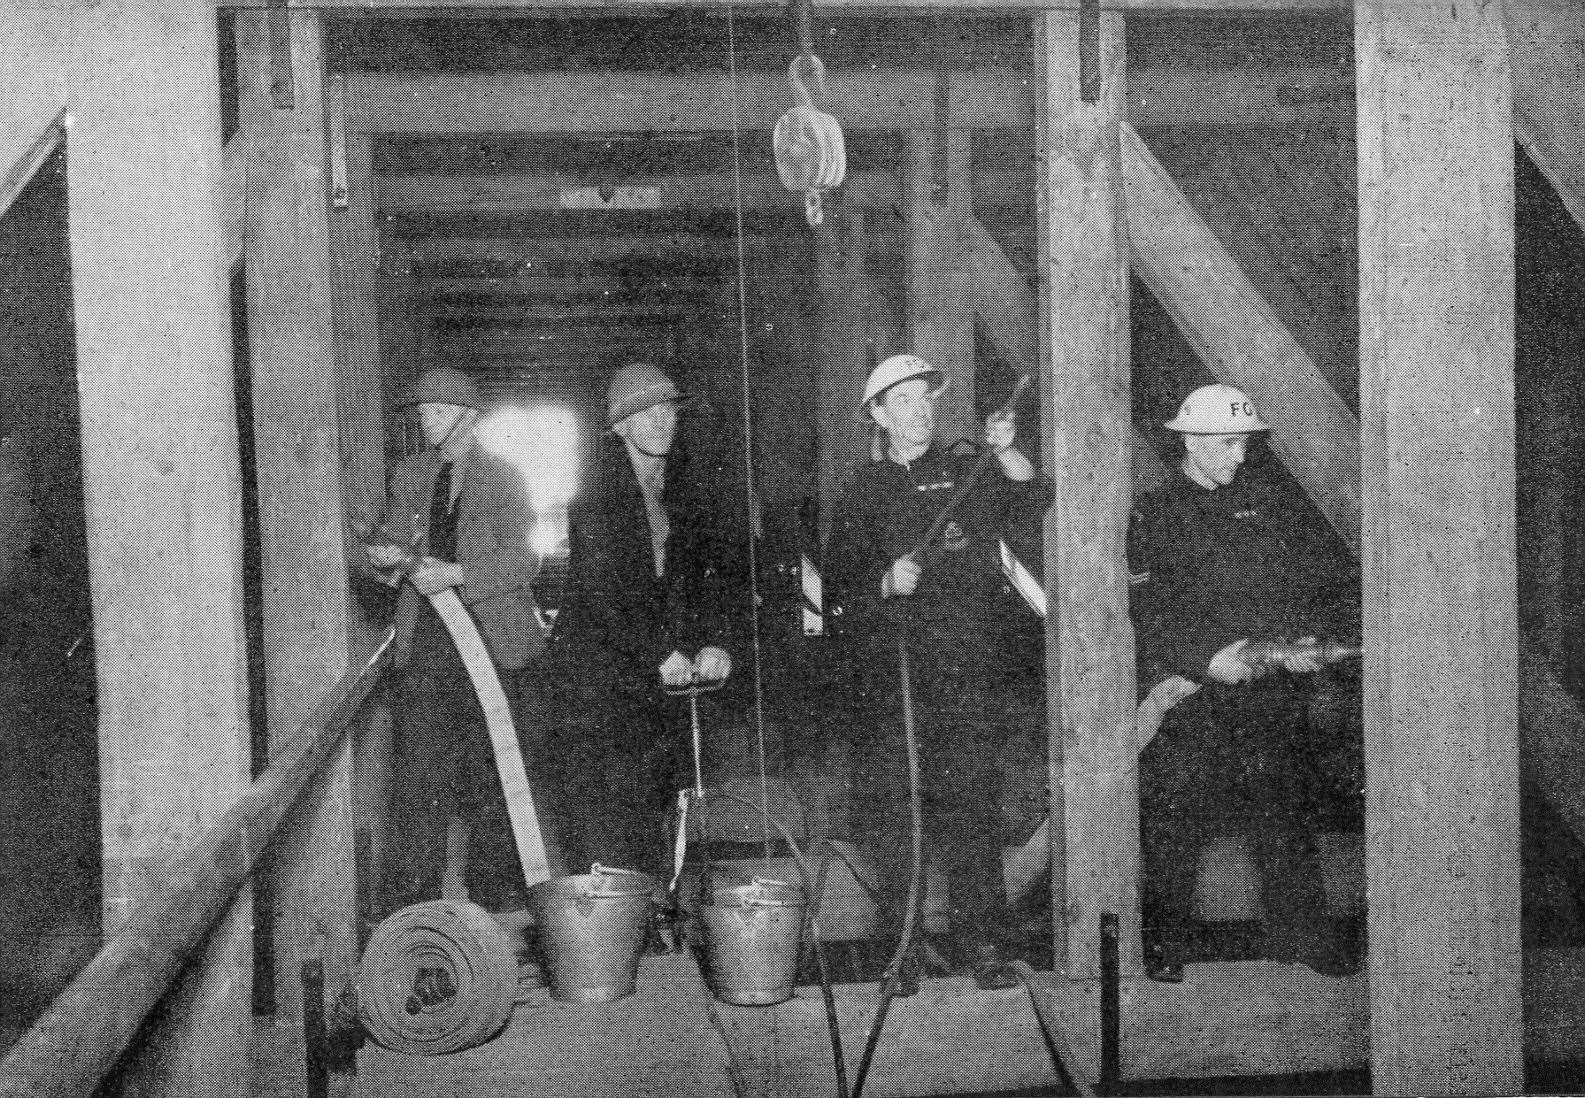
[724,5,774,868]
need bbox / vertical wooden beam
[375,235,421,466]
[329,130,388,607]
[330,128,395,937]
[905,126,977,447]
[1036,11,1136,989]
[1356,3,1522,1093]
[46,3,252,1095]
[815,206,873,541]
[237,7,359,1058]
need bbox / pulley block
[773,53,847,227]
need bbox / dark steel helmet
[401,367,483,410]
[607,362,684,427]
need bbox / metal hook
[788,52,825,108]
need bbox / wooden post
[1036,11,1137,985]
[815,206,873,541]
[905,126,977,447]
[330,129,388,600]
[237,8,360,1056]
[376,236,421,466]
[0,2,257,1094]
[1356,3,1522,1093]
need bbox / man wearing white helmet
[1129,383,1360,982]
[826,354,1048,991]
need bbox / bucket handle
[584,863,655,899]
[738,876,802,907]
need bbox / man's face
[871,378,938,451]
[418,402,474,449]
[1183,432,1250,488]
[614,400,678,456]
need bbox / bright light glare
[530,512,566,557]
[476,405,580,512]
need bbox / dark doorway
[0,143,100,1045]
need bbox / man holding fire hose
[361,367,547,916]
[1128,383,1361,982]
[827,353,1049,992]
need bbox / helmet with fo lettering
[1163,384,1270,434]
[859,354,946,419]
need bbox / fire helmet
[1164,384,1270,434]
[401,366,483,410]
[607,362,683,427]
[859,354,946,419]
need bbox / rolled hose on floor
[358,899,520,1055]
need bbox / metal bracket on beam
[328,71,349,207]
[268,0,294,110]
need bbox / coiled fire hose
[351,523,554,1053]
[358,900,520,1055]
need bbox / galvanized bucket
[528,866,656,1003]
[699,876,806,1006]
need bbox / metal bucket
[699,876,806,1006]
[528,866,656,1003]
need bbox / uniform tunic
[827,445,1048,949]
[1128,464,1358,961]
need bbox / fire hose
[350,524,554,1054]
[1003,639,1361,908]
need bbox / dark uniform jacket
[551,437,737,688]
[1128,465,1358,689]
[826,445,1050,653]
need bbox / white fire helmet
[1164,384,1270,434]
[859,354,946,419]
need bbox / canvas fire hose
[351,522,552,1054]
[996,540,1361,906]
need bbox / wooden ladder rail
[0,628,396,1098]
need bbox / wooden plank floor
[347,951,1362,1098]
[244,948,1585,1097]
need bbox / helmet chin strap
[432,407,471,455]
